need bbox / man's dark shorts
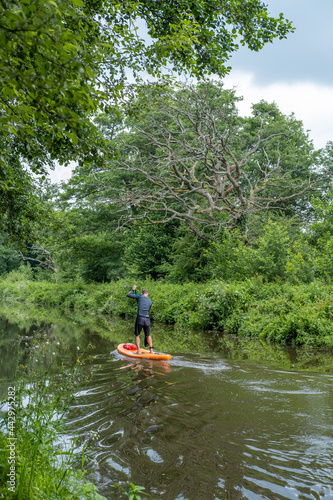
[135,316,150,337]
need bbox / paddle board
[117,343,172,360]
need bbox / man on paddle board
[127,285,154,355]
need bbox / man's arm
[127,284,140,299]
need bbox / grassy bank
[0,332,146,500]
[0,333,106,500]
[0,269,333,347]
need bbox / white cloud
[224,71,333,149]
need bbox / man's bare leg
[146,335,153,353]
[135,335,141,354]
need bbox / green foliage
[256,222,288,279]
[284,242,315,284]
[168,220,316,284]
[113,482,148,500]
[161,233,212,283]
[122,223,181,280]
[1,273,332,347]
[0,169,58,243]
[0,0,293,241]
[37,189,127,283]
[44,82,327,292]
[241,101,318,217]
[133,0,294,77]
[57,231,125,283]
[0,335,107,499]
[0,236,20,275]
[237,282,333,347]
[203,234,255,281]
[308,186,333,282]
[80,82,321,242]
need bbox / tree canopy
[0,0,294,240]
[2,83,331,286]
[0,0,294,155]
[72,82,321,241]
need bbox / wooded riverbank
[1,269,332,348]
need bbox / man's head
[142,288,149,296]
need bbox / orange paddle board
[117,343,172,361]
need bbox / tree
[122,223,179,279]
[0,158,56,243]
[308,186,333,280]
[0,0,294,153]
[1,0,294,240]
[0,234,20,275]
[103,82,321,241]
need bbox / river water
[1,306,333,499]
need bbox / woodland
[1,3,333,498]
[1,0,333,345]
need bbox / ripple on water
[105,457,130,475]
[97,421,113,433]
[241,438,333,499]
[62,345,333,500]
[99,430,124,448]
[146,448,164,463]
[168,355,231,373]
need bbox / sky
[50,0,333,182]
[224,0,333,149]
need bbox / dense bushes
[1,269,332,347]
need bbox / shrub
[0,272,332,347]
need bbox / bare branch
[17,246,57,272]
[90,83,319,241]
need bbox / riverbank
[0,330,106,500]
[0,325,145,500]
[0,270,332,347]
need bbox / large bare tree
[105,83,319,240]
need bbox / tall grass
[0,330,147,500]
[0,269,333,347]
[0,333,108,500]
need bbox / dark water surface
[1,306,333,499]
[71,349,333,500]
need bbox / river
[1,305,333,499]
